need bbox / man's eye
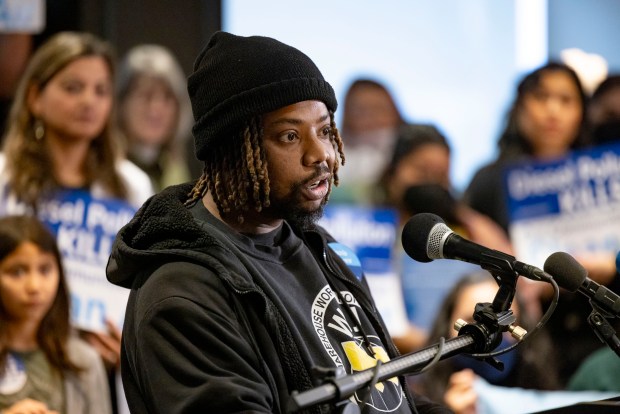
[281,132,298,142]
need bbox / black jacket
[107,183,450,414]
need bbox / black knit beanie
[188,31,338,161]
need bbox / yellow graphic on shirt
[342,341,399,392]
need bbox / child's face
[0,241,60,326]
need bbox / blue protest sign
[505,142,620,267]
[36,189,136,332]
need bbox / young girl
[0,215,111,414]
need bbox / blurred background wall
[7,0,620,191]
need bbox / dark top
[107,183,452,414]
[463,161,510,234]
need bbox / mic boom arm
[287,334,477,412]
[288,280,525,413]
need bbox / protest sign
[505,142,620,268]
[35,190,135,332]
[320,205,410,336]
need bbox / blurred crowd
[1,8,620,414]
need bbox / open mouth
[308,179,322,189]
[303,174,330,200]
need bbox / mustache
[300,165,331,186]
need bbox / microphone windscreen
[543,251,587,292]
[401,213,445,263]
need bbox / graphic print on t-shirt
[311,285,404,411]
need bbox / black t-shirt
[190,202,412,413]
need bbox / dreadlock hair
[185,110,345,223]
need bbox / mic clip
[456,302,512,353]
[455,302,517,373]
[479,252,518,287]
[587,304,620,358]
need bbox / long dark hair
[0,215,80,374]
[415,272,560,403]
[2,31,127,209]
[497,62,590,160]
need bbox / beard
[266,167,330,230]
[279,200,326,230]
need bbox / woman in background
[333,78,406,204]
[377,123,513,250]
[116,44,194,191]
[0,215,111,414]
[464,62,620,385]
[0,31,153,213]
[464,62,590,234]
[0,31,154,414]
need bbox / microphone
[543,251,620,317]
[401,213,550,282]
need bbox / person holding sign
[464,61,591,235]
[0,31,153,213]
[107,32,451,413]
[463,62,620,385]
[0,215,111,414]
[0,31,154,413]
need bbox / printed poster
[505,142,620,269]
[37,189,136,332]
[320,205,410,336]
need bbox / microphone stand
[287,334,478,413]
[288,257,523,413]
[587,303,620,358]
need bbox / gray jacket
[64,337,112,414]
